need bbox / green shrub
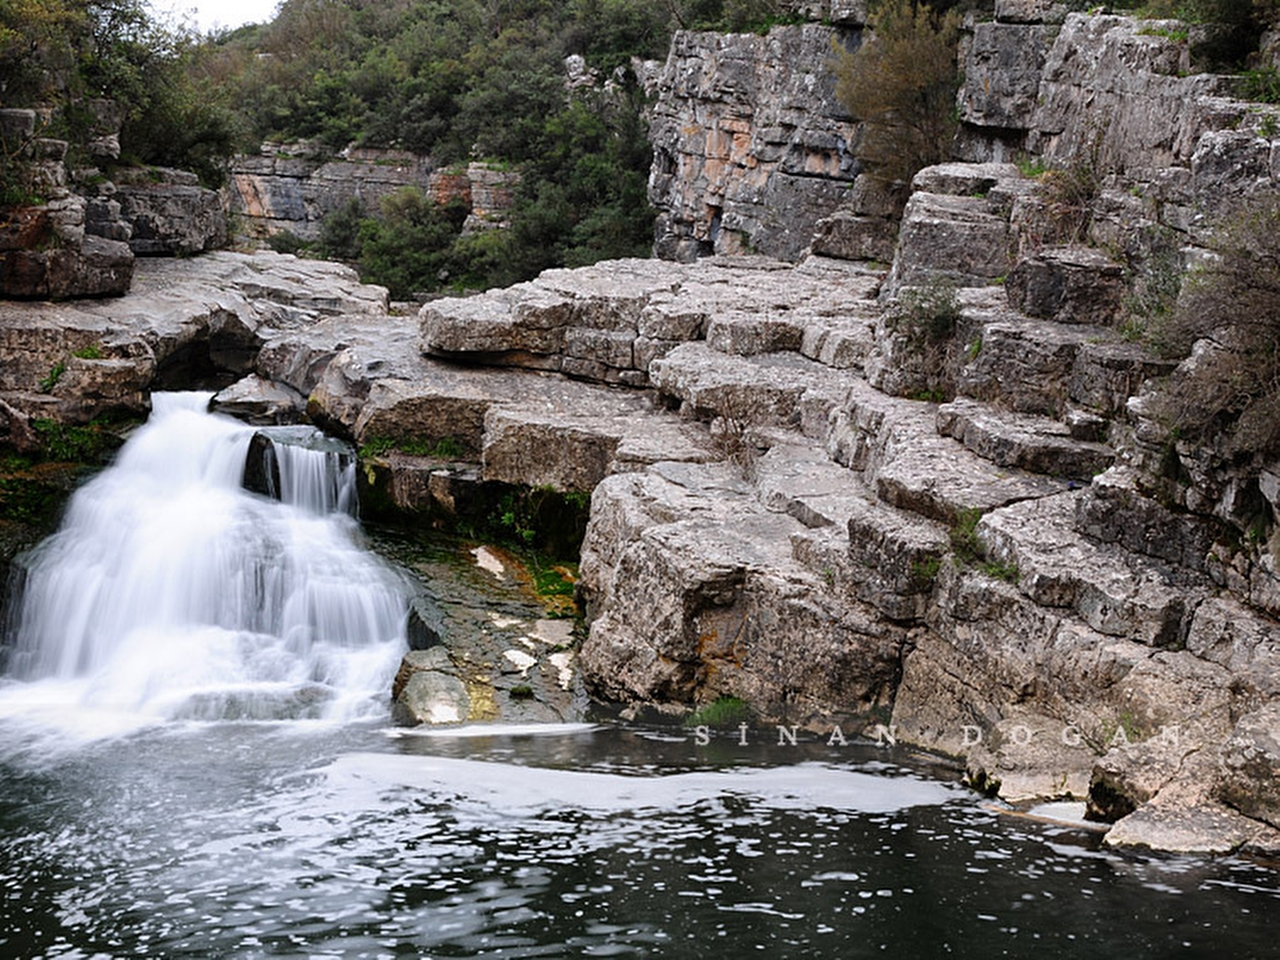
[685,696,752,727]
[1036,126,1107,245]
[949,506,985,563]
[889,279,962,400]
[1238,67,1280,103]
[832,0,962,183]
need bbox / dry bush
[1154,200,1280,457]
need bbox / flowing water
[0,396,1276,958]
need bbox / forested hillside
[198,0,807,295]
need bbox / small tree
[832,0,962,184]
[1154,200,1280,458]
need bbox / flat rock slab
[651,342,856,429]
[979,491,1204,645]
[1,250,389,424]
[422,255,885,385]
[871,407,1064,523]
[937,396,1114,478]
[483,399,715,492]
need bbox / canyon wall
[4,12,1280,857]
[226,142,519,243]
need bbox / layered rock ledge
[5,12,1280,860]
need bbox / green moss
[359,434,468,459]
[37,362,65,394]
[1014,153,1048,178]
[71,343,103,360]
[685,696,752,728]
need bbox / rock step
[956,295,1177,419]
[866,402,1065,524]
[752,441,876,530]
[883,192,1012,297]
[978,491,1207,646]
[419,255,886,387]
[651,341,855,433]
[482,402,714,493]
[936,396,1114,479]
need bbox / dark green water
[0,719,1275,959]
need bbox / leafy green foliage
[1238,67,1280,103]
[832,0,962,183]
[890,279,962,401]
[0,0,241,188]
[685,696,753,727]
[37,362,65,394]
[358,434,468,459]
[355,189,471,299]
[949,506,985,562]
[31,418,119,462]
[196,0,797,295]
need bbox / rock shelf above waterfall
[5,232,1280,855]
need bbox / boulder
[114,167,226,256]
[1006,246,1125,325]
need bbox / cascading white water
[0,392,408,737]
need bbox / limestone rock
[0,234,134,300]
[114,168,226,256]
[1006,246,1125,325]
[883,192,1011,295]
[1219,704,1280,829]
[648,25,858,262]
[1074,466,1222,571]
[809,209,898,263]
[937,397,1113,478]
[579,463,904,724]
[979,492,1203,645]
[965,711,1096,803]
[392,647,473,725]
[960,24,1053,132]
[211,374,307,425]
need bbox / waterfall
[0,393,408,736]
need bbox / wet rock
[965,712,1097,803]
[211,374,307,425]
[392,647,473,725]
[1219,704,1280,829]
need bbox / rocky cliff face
[4,12,1280,859]
[647,23,863,262]
[0,103,226,300]
[227,142,519,242]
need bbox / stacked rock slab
[411,214,1277,856]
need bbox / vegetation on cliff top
[1153,200,1280,460]
[831,0,963,184]
[0,0,239,189]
